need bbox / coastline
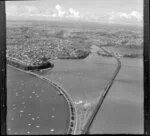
[88,52,143,134]
[7,64,77,134]
[7,45,142,134]
[7,56,54,71]
[97,51,143,58]
[81,46,121,134]
[6,18,143,134]
[97,46,143,59]
[7,50,90,71]
[39,45,118,134]
[6,50,90,134]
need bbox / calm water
[33,46,118,133]
[89,58,144,134]
[7,47,143,134]
[36,49,118,104]
[7,66,70,135]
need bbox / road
[89,57,143,134]
[81,47,121,134]
[7,65,71,135]
[39,45,118,134]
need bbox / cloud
[55,4,66,17]
[69,8,80,18]
[109,11,143,22]
[6,4,18,16]
[53,5,82,19]
[130,11,143,21]
[5,3,143,24]
[6,3,84,20]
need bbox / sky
[6,0,143,25]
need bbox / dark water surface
[7,66,70,135]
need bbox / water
[89,58,144,134]
[7,47,143,134]
[33,47,118,133]
[36,48,117,104]
[7,66,70,135]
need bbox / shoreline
[6,50,90,71]
[7,56,54,71]
[7,64,77,135]
[7,45,115,134]
[97,50,143,59]
[97,46,143,59]
[81,46,121,134]
[7,45,142,134]
[7,44,141,72]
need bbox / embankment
[7,57,54,71]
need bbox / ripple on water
[27,131,30,134]
[28,123,31,126]
[50,129,54,132]
[7,66,70,134]
[51,115,55,118]
[32,118,35,120]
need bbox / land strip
[81,47,121,134]
[7,65,76,134]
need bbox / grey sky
[6,0,143,24]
